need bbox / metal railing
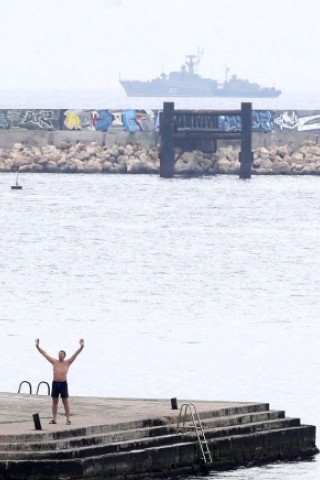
[18,381,50,395]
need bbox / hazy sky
[1,0,320,93]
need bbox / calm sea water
[0,87,319,110]
[1,172,319,480]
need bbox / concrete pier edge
[0,393,318,479]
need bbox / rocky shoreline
[1,140,320,175]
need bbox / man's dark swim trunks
[51,381,69,398]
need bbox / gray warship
[119,53,281,98]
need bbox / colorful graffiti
[217,111,275,132]
[1,109,320,133]
[60,109,157,132]
[62,110,114,131]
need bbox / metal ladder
[177,402,213,465]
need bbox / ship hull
[120,81,281,98]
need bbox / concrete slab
[0,392,260,436]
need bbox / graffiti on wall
[0,110,9,130]
[61,109,156,132]
[273,111,320,131]
[217,110,320,133]
[218,111,275,132]
[1,108,320,133]
[62,110,114,131]
[0,110,61,130]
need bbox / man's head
[59,350,66,361]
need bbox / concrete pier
[0,392,317,479]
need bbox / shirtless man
[35,338,84,425]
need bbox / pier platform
[0,392,317,479]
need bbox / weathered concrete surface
[0,130,159,149]
[0,129,319,150]
[0,393,237,434]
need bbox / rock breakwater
[1,140,320,175]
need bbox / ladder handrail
[177,402,212,464]
[18,381,32,394]
[36,381,51,395]
[18,380,51,395]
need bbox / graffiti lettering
[0,108,320,133]
[274,111,299,130]
[6,109,60,130]
[0,110,9,130]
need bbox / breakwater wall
[2,106,320,175]
[0,118,320,150]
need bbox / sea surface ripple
[1,172,319,479]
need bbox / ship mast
[184,54,200,74]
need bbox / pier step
[0,408,281,453]
[0,412,305,461]
[0,425,177,452]
[190,409,285,429]
[0,402,317,479]
[1,425,317,480]
[185,417,301,440]
[0,419,301,461]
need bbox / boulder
[214,158,230,174]
[12,143,24,151]
[291,152,304,164]
[4,158,14,171]
[70,159,85,172]
[12,154,28,168]
[268,144,279,156]
[44,161,59,172]
[84,159,103,173]
[272,161,291,174]
[116,154,128,164]
[291,163,304,173]
[102,161,113,172]
[258,157,273,171]
[255,147,269,156]
[149,149,159,161]
[57,141,70,150]
[228,161,240,174]
[29,163,44,172]
[127,160,143,173]
[18,164,34,172]
[175,152,204,175]
[302,164,316,174]
[277,144,293,156]
[304,152,316,163]
[111,162,127,174]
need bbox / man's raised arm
[35,339,55,364]
[67,339,84,365]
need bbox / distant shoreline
[1,88,320,110]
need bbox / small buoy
[11,172,23,190]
